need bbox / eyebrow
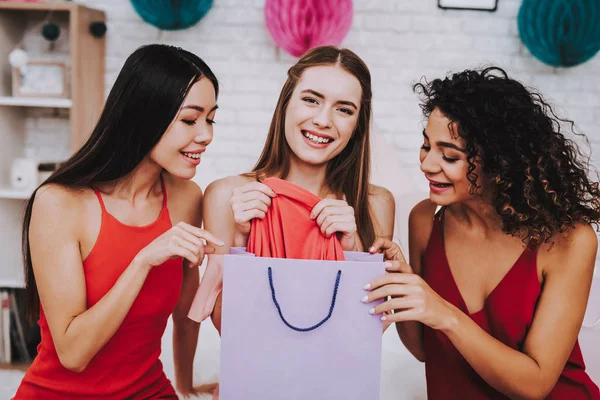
[423,130,467,152]
[182,104,219,112]
[301,89,358,110]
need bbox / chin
[428,193,456,206]
[168,167,197,180]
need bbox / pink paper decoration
[265,0,353,57]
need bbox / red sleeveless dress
[14,177,182,399]
[422,209,600,399]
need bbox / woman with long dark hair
[366,67,600,399]
[14,44,223,399]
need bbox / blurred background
[0,0,598,398]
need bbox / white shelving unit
[0,187,32,200]
[0,96,72,108]
[0,2,106,291]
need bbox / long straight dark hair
[22,44,219,319]
[249,46,376,249]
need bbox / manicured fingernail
[368,308,375,315]
[381,316,387,321]
[361,295,369,303]
[385,261,393,269]
[363,283,371,290]
[369,247,375,252]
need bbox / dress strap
[434,205,445,221]
[160,174,167,208]
[92,187,107,213]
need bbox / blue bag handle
[268,267,342,332]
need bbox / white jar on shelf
[10,158,38,191]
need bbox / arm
[202,177,275,332]
[368,185,395,241]
[31,186,153,372]
[393,200,434,362]
[440,224,597,399]
[369,223,597,399]
[172,183,203,394]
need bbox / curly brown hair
[414,67,600,246]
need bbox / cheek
[336,116,357,142]
[445,162,471,184]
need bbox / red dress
[15,177,182,399]
[422,210,600,399]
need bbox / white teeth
[183,152,201,159]
[303,131,332,144]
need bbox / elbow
[414,352,426,363]
[519,387,553,400]
[511,378,554,400]
[57,349,89,373]
[409,348,426,363]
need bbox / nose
[194,123,213,146]
[312,106,332,129]
[420,151,441,175]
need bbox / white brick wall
[24,0,600,255]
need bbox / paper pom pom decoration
[130,0,214,30]
[518,0,600,67]
[41,22,61,41]
[265,0,353,57]
[9,49,28,68]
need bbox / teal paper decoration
[130,0,214,31]
[518,0,600,67]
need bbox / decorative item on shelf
[89,21,107,38]
[265,0,353,58]
[10,158,38,192]
[518,0,600,67]
[438,0,498,12]
[12,61,67,98]
[130,0,213,30]
[8,48,28,69]
[41,21,61,41]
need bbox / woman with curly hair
[365,67,600,399]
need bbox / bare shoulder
[409,198,438,246]
[162,174,203,223]
[31,184,88,238]
[33,183,83,218]
[204,174,256,202]
[539,223,598,275]
[409,198,437,224]
[367,184,395,210]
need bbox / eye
[420,145,431,151]
[302,97,319,105]
[207,119,216,125]
[443,156,458,163]
[182,120,196,126]
[338,107,354,115]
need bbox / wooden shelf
[0,2,84,12]
[0,361,29,371]
[0,187,32,200]
[0,96,71,108]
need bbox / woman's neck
[97,158,164,205]
[285,157,330,197]
[448,197,503,235]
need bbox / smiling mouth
[429,181,453,188]
[302,130,333,144]
[181,152,202,160]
